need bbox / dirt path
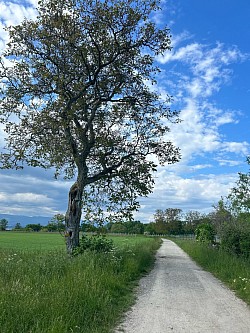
[114,239,250,333]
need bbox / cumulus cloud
[157,36,250,164]
[137,171,238,221]
[0,0,37,48]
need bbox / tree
[13,222,22,230]
[48,214,65,232]
[195,223,216,245]
[153,208,183,234]
[110,223,127,234]
[228,157,250,213]
[209,198,232,234]
[165,208,182,222]
[0,0,180,253]
[185,210,203,225]
[144,222,156,234]
[124,220,144,234]
[0,219,8,231]
[25,224,42,232]
[154,209,168,234]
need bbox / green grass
[0,232,161,333]
[0,231,65,250]
[172,239,250,305]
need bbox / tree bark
[65,181,83,254]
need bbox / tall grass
[0,236,161,333]
[173,239,250,305]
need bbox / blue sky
[0,0,249,223]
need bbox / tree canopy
[228,157,250,214]
[0,0,181,252]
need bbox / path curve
[114,239,250,333]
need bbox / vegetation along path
[114,239,250,333]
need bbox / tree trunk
[65,181,83,254]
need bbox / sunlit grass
[0,231,65,251]
[0,233,161,333]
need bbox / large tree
[0,0,180,253]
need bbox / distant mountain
[0,214,52,228]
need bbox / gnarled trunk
[65,181,83,254]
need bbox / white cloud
[0,1,38,48]
[137,171,238,222]
[216,159,243,167]
[221,141,249,155]
[0,2,37,25]
[0,191,51,204]
[157,37,250,166]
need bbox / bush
[73,235,114,256]
[195,223,216,244]
[220,224,250,258]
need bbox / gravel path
[114,239,250,333]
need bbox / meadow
[0,232,161,333]
[173,238,250,305]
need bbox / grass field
[0,232,161,333]
[0,231,66,250]
[173,238,250,305]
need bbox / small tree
[48,214,65,232]
[0,0,180,253]
[209,198,233,234]
[184,210,204,234]
[195,223,216,245]
[0,219,8,231]
[25,224,42,232]
[13,222,22,230]
[228,157,250,213]
[110,223,127,234]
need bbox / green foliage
[150,208,183,235]
[195,223,216,244]
[144,222,157,234]
[81,222,98,233]
[0,236,161,333]
[13,222,22,230]
[220,222,250,258]
[0,219,8,231]
[47,214,65,232]
[228,157,250,213]
[110,223,127,234]
[73,235,114,256]
[25,223,42,232]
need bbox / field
[173,238,250,305]
[0,232,161,333]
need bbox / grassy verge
[172,239,250,305]
[0,235,161,333]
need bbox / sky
[0,0,249,223]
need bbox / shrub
[195,223,216,244]
[220,223,250,258]
[73,235,114,256]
